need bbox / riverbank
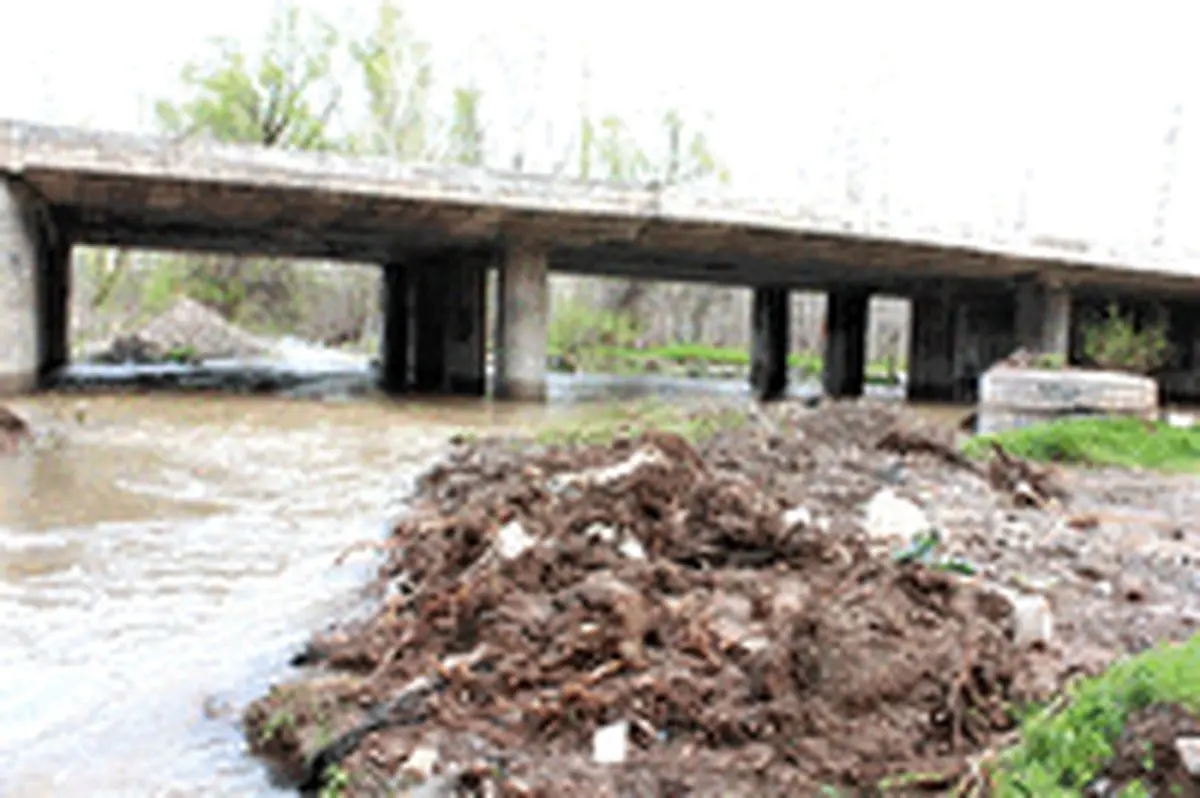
[243,401,1200,796]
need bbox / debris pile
[246,403,1067,796]
[89,297,269,364]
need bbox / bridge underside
[5,168,1200,405]
[19,168,1200,297]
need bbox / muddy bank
[1100,705,1200,796]
[245,401,1200,796]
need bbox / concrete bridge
[4,118,1200,403]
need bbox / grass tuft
[962,417,1200,473]
[989,635,1200,796]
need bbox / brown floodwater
[0,366,947,797]
[0,388,580,797]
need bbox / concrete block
[978,366,1158,435]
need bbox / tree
[580,109,729,190]
[155,2,341,150]
[348,0,437,160]
[150,1,343,329]
[447,86,485,166]
[584,109,731,316]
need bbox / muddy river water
[0,368,913,797]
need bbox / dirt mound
[246,404,1056,796]
[0,405,31,455]
[90,297,269,363]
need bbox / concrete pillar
[443,255,488,396]
[381,252,488,396]
[0,180,69,395]
[496,243,548,401]
[1150,298,1200,404]
[411,266,447,393]
[750,286,789,400]
[1015,279,1071,359]
[1168,301,1199,371]
[823,289,869,398]
[40,244,70,378]
[954,294,1017,403]
[380,264,409,394]
[908,291,956,402]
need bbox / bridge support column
[0,180,69,395]
[823,289,869,398]
[411,267,448,392]
[1015,279,1071,359]
[495,243,548,401]
[1146,298,1200,404]
[443,254,488,396]
[380,251,487,396]
[907,291,955,402]
[380,264,410,394]
[750,286,789,401]
[954,292,1018,402]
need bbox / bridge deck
[1,119,1196,293]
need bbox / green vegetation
[1081,302,1172,375]
[258,707,296,743]
[547,299,642,361]
[531,399,749,447]
[1029,352,1067,370]
[987,634,1200,796]
[545,304,901,382]
[548,340,901,385]
[164,345,199,365]
[318,765,350,798]
[963,417,1200,473]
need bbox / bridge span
[4,119,1200,402]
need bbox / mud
[1100,705,1200,796]
[0,405,32,455]
[245,401,1200,796]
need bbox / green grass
[962,417,1200,473]
[575,343,822,372]
[547,342,903,384]
[988,634,1200,796]
[531,398,750,446]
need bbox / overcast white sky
[3,1,1200,253]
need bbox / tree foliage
[348,0,436,159]
[155,2,341,150]
[447,86,485,166]
[580,110,729,187]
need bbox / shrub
[1081,303,1171,375]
